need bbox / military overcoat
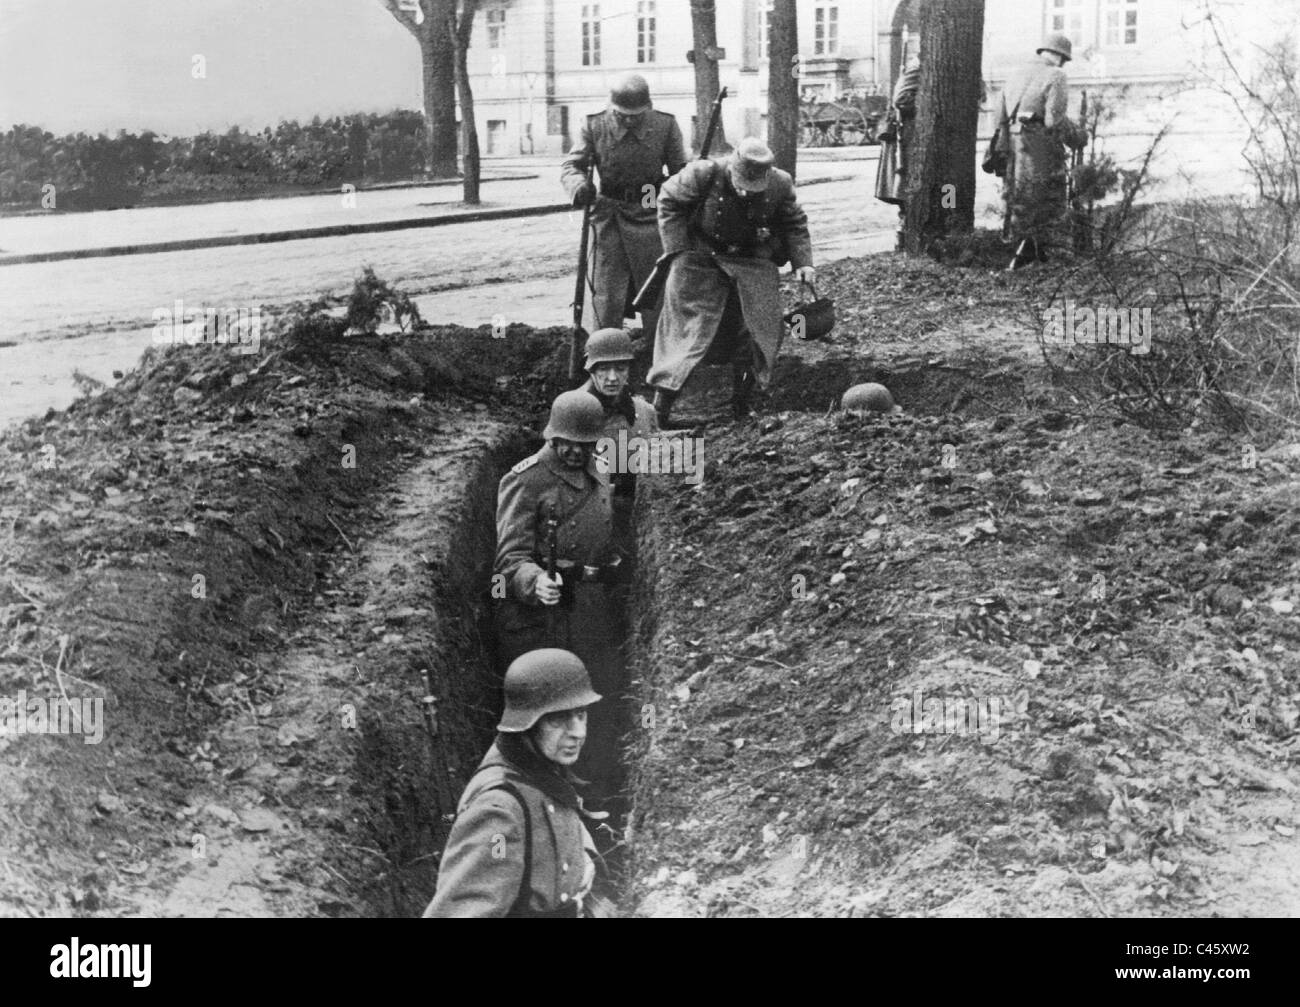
[422,736,596,918]
[647,159,812,392]
[561,108,687,338]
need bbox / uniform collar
[540,441,606,489]
[486,736,583,810]
[722,167,766,203]
[581,377,637,426]
[607,108,647,141]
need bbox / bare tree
[449,0,482,204]
[378,0,459,178]
[901,0,985,255]
[689,0,728,153]
[767,0,799,177]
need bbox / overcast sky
[0,0,425,136]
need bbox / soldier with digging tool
[561,74,687,354]
[644,137,815,426]
[998,33,1087,268]
[493,390,629,812]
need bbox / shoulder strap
[483,780,533,917]
[690,160,723,231]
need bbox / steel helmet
[841,382,899,414]
[610,74,652,115]
[584,328,635,369]
[498,649,602,732]
[542,389,606,442]
[1037,32,1073,62]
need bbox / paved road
[1,152,929,428]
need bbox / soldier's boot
[652,387,678,428]
[731,366,757,420]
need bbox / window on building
[582,4,601,67]
[637,1,656,63]
[758,0,773,61]
[814,3,839,56]
[1049,0,1087,46]
[1103,0,1138,45]
[486,6,505,49]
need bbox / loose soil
[2,249,1297,917]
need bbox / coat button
[563,862,571,872]
[560,892,570,903]
[547,804,555,815]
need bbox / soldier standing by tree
[561,75,688,344]
[886,46,921,250]
[999,33,1087,268]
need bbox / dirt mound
[0,323,566,917]
[627,385,1300,918]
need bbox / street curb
[0,171,861,268]
[0,201,574,267]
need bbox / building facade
[461,0,1271,160]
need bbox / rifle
[1070,89,1090,253]
[544,501,560,643]
[633,86,729,314]
[569,163,596,382]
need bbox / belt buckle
[583,564,600,581]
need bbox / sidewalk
[0,154,873,267]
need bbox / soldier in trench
[579,327,658,557]
[492,390,629,814]
[423,649,607,918]
[646,137,815,426]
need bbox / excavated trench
[360,339,1028,916]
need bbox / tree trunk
[767,0,798,178]
[901,0,985,256]
[689,0,727,154]
[380,0,459,178]
[450,0,481,204]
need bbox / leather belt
[599,182,659,204]
[546,558,625,584]
[701,233,761,257]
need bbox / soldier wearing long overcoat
[646,138,815,425]
[561,74,687,342]
[492,392,626,807]
[423,650,602,918]
[999,33,1087,266]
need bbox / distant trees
[378,0,460,178]
[0,113,432,208]
[767,0,799,177]
[689,0,728,153]
[449,0,482,203]
[900,0,986,255]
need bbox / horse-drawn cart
[798,91,889,147]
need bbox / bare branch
[377,0,424,39]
